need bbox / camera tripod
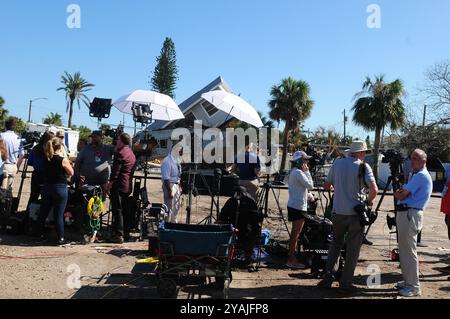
[185,165,222,225]
[257,173,290,237]
[365,163,404,239]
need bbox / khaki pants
[239,179,259,200]
[397,209,424,290]
[1,164,18,191]
[163,183,182,223]
[326,214,365,286]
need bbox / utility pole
[422,105,427,127]
[343,109,348,143]
[28,97,48,123]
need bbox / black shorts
[288,207,307,222]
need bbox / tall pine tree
[151,37,178,99]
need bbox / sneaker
[318,273,335,289]
[399,287,422,298]
[286,262,307,270]
[395,281,407,290]
[363,237,374,246]
[57,239,70,246]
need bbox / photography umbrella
[201,91,264,128]
[113,90,184,121]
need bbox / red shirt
[110,146,136,194]
[442,180,450,215]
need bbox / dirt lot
[0,175,449,299]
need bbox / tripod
[198,169,222,225]
[12,151,31,213]
[185,165,222,225]
[257,173,290,237]
[365,162,404,239]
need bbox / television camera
[22,131,42,150]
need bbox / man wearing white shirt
[1,119,25,191]
[161,144,184,223]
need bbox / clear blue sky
[1,0,449,138]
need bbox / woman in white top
[286,151,314,269]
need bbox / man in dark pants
[107,133,136,244]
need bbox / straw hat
[348,140,370,153]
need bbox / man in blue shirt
[232,143,261,200]
[394,149,433,297]
[0,119,25,191]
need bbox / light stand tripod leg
[365,176,392,238]
[270,187,290,237]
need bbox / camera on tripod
[22,131,42,150]
[382,150,405,169]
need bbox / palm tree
[352,75,406,180]
[0,96,8,127]
[57,71,95,128]
[43,112,63,126]
[269,77,314,170]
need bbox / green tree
[73,125,92,141]
[57,71,95,128]
[151,37,179,98]
[8,116,27,134]
[269,77,314,170]
[352,75,406,180]
[43,112,63,126]
[99,124,111,132]
[0,96,9,129]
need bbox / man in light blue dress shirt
[394,149,433,297]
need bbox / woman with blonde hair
[0,137,8,186]
[37,137,74,246]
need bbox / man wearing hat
[74,130,115,190]
[318,140,378,293]
[286,151,314,269]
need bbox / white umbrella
[113,90,184,121]
[201,91,264,128]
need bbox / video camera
[104,125,124,145]
[305,146,326,174]
[382,149,405,183]
[382,149,405,166]
[22,131,42,150]
[354,202,378,227]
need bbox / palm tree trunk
[68,99,74,128]
[373,126,382,182]
[281,125,290,171]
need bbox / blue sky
[1,0,449,138]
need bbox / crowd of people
[0,120,138,245]
[206,139,447,298]
[1,119,449,298]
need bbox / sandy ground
[0,173,449,300]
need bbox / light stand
[132,103,154,189]
[132,103,154,238]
